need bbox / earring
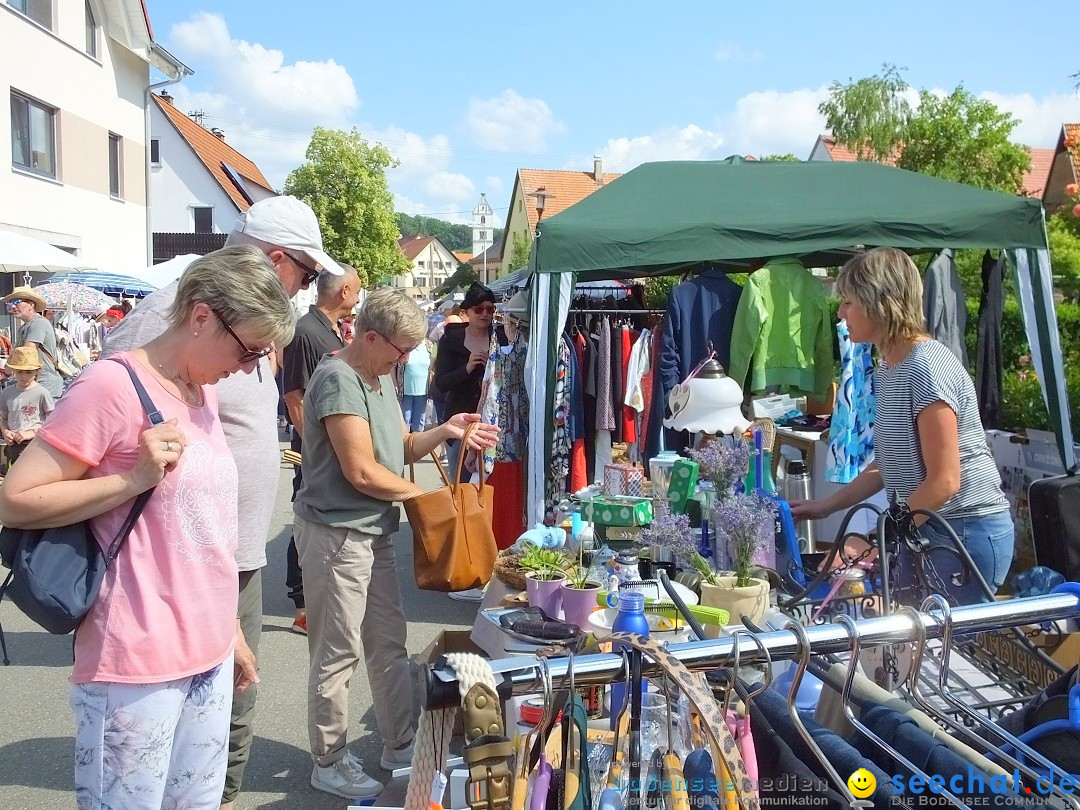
[193,332,199,337]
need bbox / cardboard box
[581,496,653,527]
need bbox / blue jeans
[900,509,1015,606]
[400,395,427,433]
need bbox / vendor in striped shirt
[791,247,1012,605]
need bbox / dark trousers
[286,464,304,609]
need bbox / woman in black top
[434,283,496,480]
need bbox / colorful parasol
[32,280,116,314]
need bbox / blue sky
[146,1,1080,226]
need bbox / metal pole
[422,592,1080,708]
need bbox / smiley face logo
[848,769,876,799]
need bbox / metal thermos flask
[784,459,816,553]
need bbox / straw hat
[6,346,42,371]
[1,286,48,312]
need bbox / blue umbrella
[68,271,156,297]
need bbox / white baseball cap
[234,196,344,275]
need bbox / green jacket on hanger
[728,256,834,395]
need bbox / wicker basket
[493,550,528,591]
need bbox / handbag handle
[409,421,488,498]
[607,632,759,809]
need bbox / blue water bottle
[608,590,649,729]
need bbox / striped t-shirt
[874,339,1007,518]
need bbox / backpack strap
[100,359,165,563]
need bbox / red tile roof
[397,235,436,261]
[153,95,275,212]
[817,134,1054,198]
[452,251,472,263]
[516,168,623,232]
[1021,148,1055,198]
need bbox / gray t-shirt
[102,281,281,571]
[874,339,1007,518]
[0,382,54,432]
[20,315,63,398]
[294,357,404,533]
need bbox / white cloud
[713,41,763,63]
[722,86,829,158]
[369,126,453,181]
[978,91,1080,147]
[424,171,476,203]
[169,13,358,122]
[593,124,727,172]
[466,89,565,152]
[483,176,504,198]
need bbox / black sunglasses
[5,299,24,307]
[290,253,321,286]
[213,309,272,381]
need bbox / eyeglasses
[5,299,23,308]
[290,253,321,286]
[471,304,496,315]
[377,332,418,360]
[213,309,273,381]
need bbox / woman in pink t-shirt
[0,247,296,810]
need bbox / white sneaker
[310,751,383,801]
[448,587,486,602]
[380,740,414,771]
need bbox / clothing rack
[422,590,1080,709]
[566,308,664,315]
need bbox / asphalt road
[0,445,478,809]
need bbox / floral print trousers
[69,653,233,810]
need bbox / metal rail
[422,590,1080,709]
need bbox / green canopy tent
[524,157,1073,524]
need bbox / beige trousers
[294,514,415,767]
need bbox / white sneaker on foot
[380,740,414,771]
[448,587,486,602]
[310,751,383,801]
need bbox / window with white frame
[108,133,121,198]
[192,206,213,233]
[10,92,56,178]
[84,0,97,56]
[415,277,428,287]
[7,0,51,28]
[150,138,160,165]
[417,260,425,268]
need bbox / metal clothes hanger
[599,652,632,805]
[659,671,690,809]
[897,604,1080,809]
[833,614,967,808]
[783,621,863,807]
[919,597,1080,806]
[524,656,555,810]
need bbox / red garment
[487,460,526,550]
[569,437,587,493]
[620,327,637,443]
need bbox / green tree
[1048,213,1080,302]
[759,153,800,162]
[899,86,1030,193]
[284,127,409,287]
[509,232,532,270]
[818,63,911,162]
[434,264,478,297]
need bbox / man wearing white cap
[103,195,343,810]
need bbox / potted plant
[688,437,752,563]
[640,508,721,588]
[517,542,569,617]
[560,541,601,629]
[699,493,777,626]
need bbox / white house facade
[0,0,188,270]
[394,235,458,299]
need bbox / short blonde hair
[836,247,927,348]
[355,288,427,343]
[168,245,296,347]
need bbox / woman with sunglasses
[434,282,498,482]
[0,247,297,810]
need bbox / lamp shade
[663,358,750,435]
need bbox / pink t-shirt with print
[37,354,239,684]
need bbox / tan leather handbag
[404,423,497,591]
